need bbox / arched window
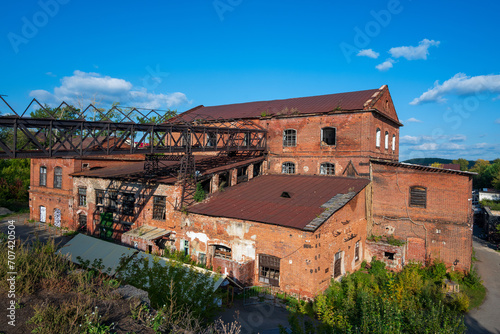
[385,131,389,150]
[392,134,396,151]
[283,129,297,147]
[376,128,381,148]
[320,162,335,175]
[282,162,295,174]
[321,127,336,146]
[409,186,427,208]
[54,167,62,189]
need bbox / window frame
[259,254,280,287]
[385,131,389,150]
[214,245,232,260]
[206,132,217,147]
[355,241,360,262]
[321,127,336,146]
[409,186,427,209]
[281,162,296,174]
[121,192,135,216]
[95,189,104,206]
[376,128,381,148]
[283,129,297,147]
[78,187,87,207]
[39,166,47,186]
[392,134,396,151]
[54,166,62,189]
[152,195,166,221]
[319,162,335,176]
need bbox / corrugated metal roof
[57,233,137,275]
[188,175,369,230]
[123,225,171,240]
[371,159,476,176]
[177,89,380,121]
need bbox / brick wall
[370,163,473,271]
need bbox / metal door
[54,208,61,227]
[40,206,46,223]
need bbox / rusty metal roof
[178,89,380,121]
[122,225,171,240]
[188,175,369,230]
[371,159,476,176]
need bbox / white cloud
[375,59,395,71]
[412,142,438,151]
[449,134,467,142]
[406,117,422,123]
[357,49,379,59]
[46,72,56,77]
[495,119,500,124]
[389,39,440,61]
[29,70,188,109]
[400,135,420,144]
[440,143,465,150]
[410,73,500,105]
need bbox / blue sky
[1,0,499,161]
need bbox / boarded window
[321,127,336,145]
[95,190,104,206]
[334,251,342,278]
[54,167,62,189]
[214,245,232,260]
[259,254,280,287]
[78,187,87,207]
[320,162,335,175]
[409,186,427,208]
[283,129,296,147]
[39,166,47,186]
[355,241,360,262]
[282,162,295,174]
[122,193,135,216]
[153,196,166,220]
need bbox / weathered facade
[29,85,474,296]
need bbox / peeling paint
[186,231,209,245]
[231,239,255,262]
[225,221,250,239]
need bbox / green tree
[471,159,492,189]
[430,162,443,168]
[452,158,469,171]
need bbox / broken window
[181,240,189,256]
[39,166,47,186]
[283,129,296,147]
[198,253,206,266]
[108,190,117,211]
[355,241,360,262]
[153,196,166,220]
[320,162,335,175]
[237,166,248,184]
[78,187,87,207]
[282,162,295,174]
[409,186,427,208]
[54,166,62,189]
[207,132,217,147]
[385,131,389,150]
[78,214,87,232]
[376,128,381,148]
[334,251,342,278]
[122,193,135,216]
[321,127,336,146]
[214,245,232,260]
[95,190,104,206]
[384,252,395,260]
[259,254,280,287]
[253,162,262,177]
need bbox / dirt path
[465,226,500,334]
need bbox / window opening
[355,241,360,262]
[334,251,342,278]
[153,196,166,220]
[376,128,381,148]
[237,166,248,184]
[282,162,295,174]
[259,254,280,287]
[385,131,389,150]
[384,252,395,260]
[280,191,291,198]
[78,214,87,232]
[78,187,87,207]
[283,129,297,147]
[320,162,335,175]
[54,166,62,188]
[207,132,217,147]
[198,253,206,266]
[214,245,232,259]
[392,135,396,151]
[95,190,104,206]
[253,162,262,177]
[409,186,427,208]
[39,166,47,186]
[122,193,135,216]
[321,127,336,146]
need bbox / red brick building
[29,85,474,297]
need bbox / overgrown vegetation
[368,234,406,246]
[193,182,207,202]
[283,259,485,333]
[0,158,30,211]
[479,199,500,211]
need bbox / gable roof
[175,86,401,125]
[188,174,369,231]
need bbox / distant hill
[402,158,485,169]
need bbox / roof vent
[281,191,291,198]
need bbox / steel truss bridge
[0,97,267,159]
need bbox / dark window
[320,162,335,175]
[198,253,206,266]
[78,214,87,232]
[108,190,117,211]
[384,252,395,260]
[214,245,232,260]
[253,162,262,177]
[237,166,248,184]
[39,166,47,186]
[409,186,427,208]
[122,193,135,216]
[321,127,336,145]
[283,129,297,147]
[78,187,87,207]
[280,191,291,198]
[95,190,104,206]
[334,251,342,278]
[181,240,189,256]
[282,162,295,174]
[54,167,62,189]
[259,254,280,287]
[153,196,166,220]
[207,132,217,147]
[242,133,249,146]
[355,241,360,262]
